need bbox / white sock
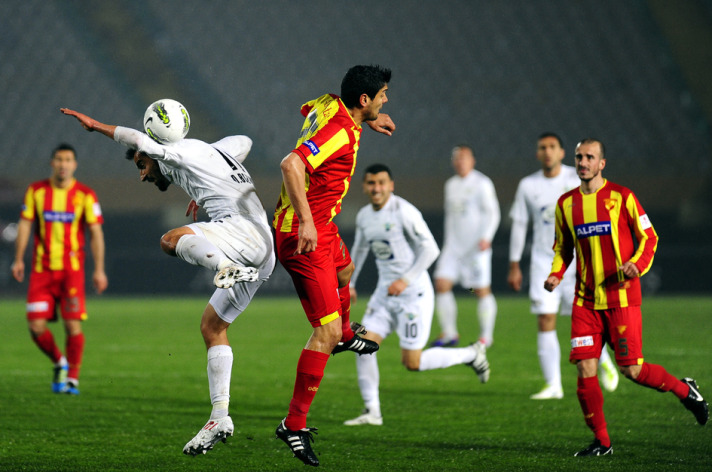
[175,234,230,271]
[355,353,381,417]
[419,346,476,370]
[537,330,561,389]
[435,291,459,340]
[477,293,497,347]
[207,345,233,419]
[56,356,68,368]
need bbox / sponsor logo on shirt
[571,335,594,348]
[370,240,394,260]
[639,213,651,230]
[43,210,75,223]
[304,139,320,155]
[575,221,611,238]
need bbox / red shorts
[26,270,87,322]
[276,225,352,327]
[569,304,643,366]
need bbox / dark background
[1,0,710,296]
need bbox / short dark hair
[363,163,393,180]
[577,138,606,159]
[125,148,136,160]
[52,143,76,159]
[340,65,392,108]
[538,132,564,149]
[451,144,474,158]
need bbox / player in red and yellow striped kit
[274,65,395,467]
[11,143,108,395]
[545,138,707,456]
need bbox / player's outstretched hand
[367,113,396,136]
[60,108,96,131]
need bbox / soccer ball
[143,99,190,144]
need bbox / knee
[435,278,452,294]
[620,365,640,381]
[337,263,355,288]
[160,232,179,256]
[403,360,420,371]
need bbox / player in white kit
[344,164,489,426]
[61,106,275,455]
[508,133,618,400]
[432,145,500,348]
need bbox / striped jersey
[549,179,658,309]
[20,179,103,273]
[273,94,361,233]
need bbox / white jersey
[351,195,440,289]
[114,127,267,224]
[508,165,579,263]
[442,170,500,257]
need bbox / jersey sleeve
[294,122,351,174]
[114,126,168,160]
[399,200,440,283]
[625,191,658,276]
[349,209,370,287]
[549,196,574,279]
[212,135,253,164]
[20,185,35,220]
[508,180,529,262]
[481,178,501,242]
[83,189,104,225]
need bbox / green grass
[1,295,710,471]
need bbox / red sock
[285,349,330,431]
[33,330,62,363]
[338,285,354,342]
[577,376,610,447]
[66,333,85,380]
[634,362,689,399]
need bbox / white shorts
[529,254,575,316]
[434,247,492,290]
[361,277,434,351]
[189,216,275,324]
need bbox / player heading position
[61,106,275,456]
[12,143,108,395]
[544,138,708,456]
[344,164,490,426]
[508,133,618,400]
[432,144,500,347]
[273,65,395,466]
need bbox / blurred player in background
[344,164,490,426]
[11,143,108,396]
[61,107,275,456]
[432,145,500,348]
[508,133,618,400]
[545,138,708,456]
[273,65,395,466]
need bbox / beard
[154,177,171,192]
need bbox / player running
[61,106,275,456]
[344,164,489,426]
[545,138,708,456]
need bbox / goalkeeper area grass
[1,295,710,471]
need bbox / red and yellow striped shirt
[273,94,361,233]
[549,180,658,309]
[21,179,103,273]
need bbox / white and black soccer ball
[143,99,190,144]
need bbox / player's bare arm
[11,218,32,282]
[280,153,317,254]
[89,224,108,294]
[619,261,640,278]
[507,261,523,292]
[366,113,396,136]
[544,275,560,292]
[60,108,117,139]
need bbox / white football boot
[599,356,620,392]
[183,416,234,455]
[530,384,564,400]
[213,265,258,288]
[343,409,383,426]
[467,342,490,383]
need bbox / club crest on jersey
[304,139,320,155]
[604,198,617,211]
[575,221,611,238]
[385,222,392,231]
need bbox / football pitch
[1,295,710,471]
